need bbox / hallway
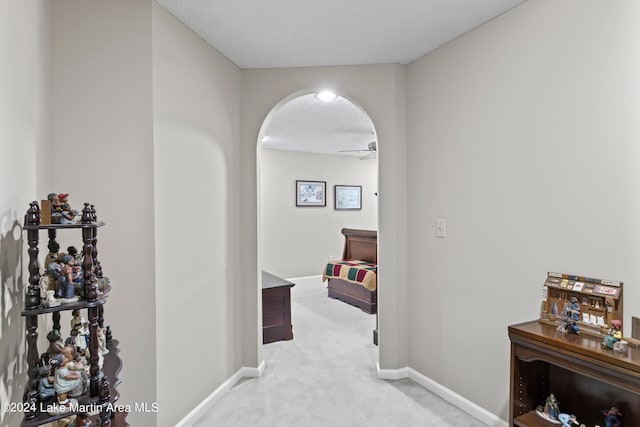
[193,277,487,426]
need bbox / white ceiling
[156,0,525,156]
[261,94,376,157]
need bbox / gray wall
[406,0,640,420]
[260,148,378,278]
[49,1,157,425]
[152,3,243,426]
[0,1,49,426]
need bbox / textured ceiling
[156,0,525,69]
[155,0,526,157]
[261,94,375,157]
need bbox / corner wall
[0,1,49,426]
[260,149,377,278]
[407,0,640,420]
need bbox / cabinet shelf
[509,320,640,426]
[23,221,105,230]
[17,201,127,426]
[513,411,558,427]
[21,283,112,316]
[21,340,125,427]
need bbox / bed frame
[327,228,377,314]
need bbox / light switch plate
[436,219,446,238]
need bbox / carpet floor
[193,276,487,427]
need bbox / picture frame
[334,185,362,210]
[296,180,326,207]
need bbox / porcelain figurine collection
[535,393,624,427]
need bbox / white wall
[49,1,157,425]
[260,149,377,278]
[407,0,640,421]
[0,1,49,426]
[152,4,243,426]
[243,64,408,370]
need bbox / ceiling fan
[339,141,377,160]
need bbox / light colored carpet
[193,276,487,427]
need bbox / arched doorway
[256,88,379,358]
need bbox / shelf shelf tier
[20,201,125,425]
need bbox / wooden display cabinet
[19,201,127,426]
[540,272,623,338]
[509,320,640,426]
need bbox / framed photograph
[296,180,326,207]
[335,185,362,210]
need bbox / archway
[256,88,379,359]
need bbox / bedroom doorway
[257,89,379,349]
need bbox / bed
[322,228,377,314]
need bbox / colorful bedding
[322,260,377,292]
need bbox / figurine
[44,329,64,361]
[558,300,580,334]
[70,310,90,349]
[558,413,580,427]
[61,345,89,392]
[58,193,79,224]
[40,262,61,302]
[568,297,581,321]
[44,240,61,270]
[67,246,83,266]
[75,413,91,426]
[57,255,80,302]
[536,393,560,422]
[97,326,109,356]
[48,193,63,224]
[602,319,622,349]
[49,352,82,415]
[602,406,622,427]
[38,364,56,400]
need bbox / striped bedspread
[322,260,377,292]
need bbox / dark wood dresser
[262,271,295,344]
[509,320,640,426]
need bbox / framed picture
[335,185,362,210]
[296,180,326,207]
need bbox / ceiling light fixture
[316,90,337,102]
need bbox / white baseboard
[285,274,322,282]
[176,360,266,427]
[376,364,507,427]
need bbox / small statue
[558,413,580,427]
[47,193,62,224]
[568,297,580,321]
[57,255,81,302]
[58,193,80,224]
[61,345,89,392]
[44,240,61,270]
[40,262,61,301]
[97,326,109,356]
[602,406,622,427]
[75,413,91,426]
[536,393,560,422]
[48,352,82,415]
[558,299,580,334]
[70,310,90,349]
[43,329,64,363]
[602,319,622,349]
[37,364,56,400]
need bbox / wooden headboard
[341,228,377,264]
